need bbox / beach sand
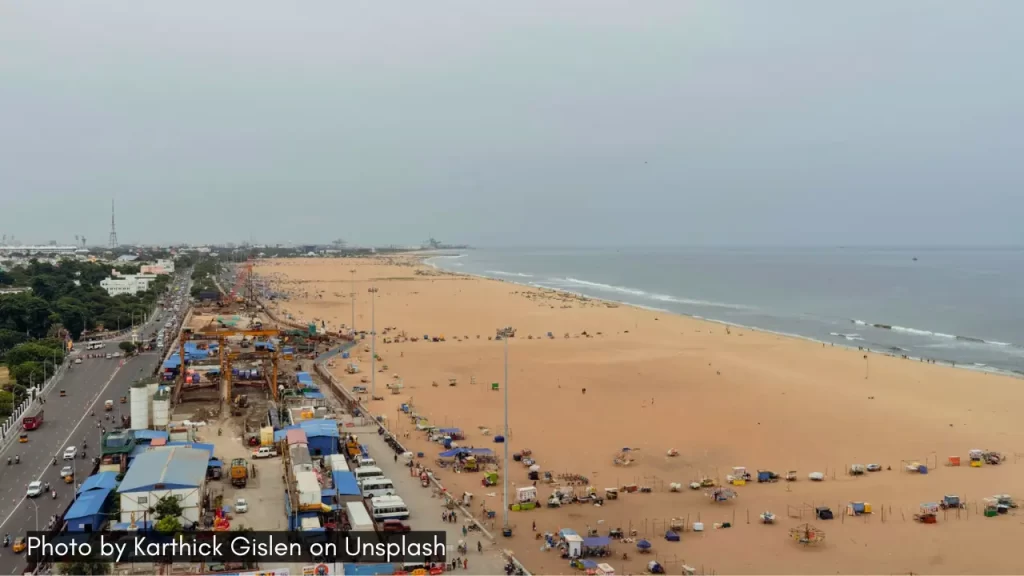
[256,256,1024,574]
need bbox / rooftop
[119,447,208,493]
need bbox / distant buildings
[100,272,156,296]
[141,258,175,275]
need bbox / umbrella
[529,464,541,472]
[636,539,651,550]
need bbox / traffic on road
[0,272,191,574]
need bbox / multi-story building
[100,273,155,296]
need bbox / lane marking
[0,360,128,533]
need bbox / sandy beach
[256,255,1024,575]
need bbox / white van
[357,456,377,468]
[354,466,384,481]
[369,496,409,520]
[360,478,396,498]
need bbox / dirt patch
[0,365,9,387]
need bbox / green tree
[152,495,183,519]
[154,515,182,535]
[119,341,136,354]
[0,328,26,353]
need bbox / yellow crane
[176,329,282,404]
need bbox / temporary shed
[65,488,111,532]
[118,447,208,525]
[286,429,309,446]
[131,430,170,444]
[297,419,340,456]
[332,471,361,498]
[290,444,314,473]
[78,471,119,494]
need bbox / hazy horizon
[2,1,1022,247]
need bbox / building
[0,245,78,256]
[100,273,156,296]
[118,447,208,525]
[274,419,340,457]
[64,488,112,532]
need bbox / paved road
[0,295,183,574]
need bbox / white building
[100,274,155,296]
[118,447,208,525]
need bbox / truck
[22,410,44,431]
[252,446,279,459]
[345,501,376,533]
[230,458,249,487]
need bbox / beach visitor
[532,520,536,531]
[462,525,467,536]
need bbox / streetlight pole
[368,287,378,398]
[499,327,511,531]
[29,499,38,531]
[350,269,356,332]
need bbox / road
[0,277,189,574]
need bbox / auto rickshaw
[120,396,127,404]
[60,389,66,397]
[19,433,28,443]
[12,537,26,553]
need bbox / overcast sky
[1,1,1021,247]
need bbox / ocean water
[427,247,1024,377]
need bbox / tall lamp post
[497,327,512,531]
[350,269,357,332]
[368,287,378,397]
[28,499,39,531]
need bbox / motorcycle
[51,489,57,499]
[14,455,19,464]
[6,458,10,466]
[3,535,8,547]
[52,457,57,466]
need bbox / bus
[345,501,375,532]
[369,496,409,521]
[86,342,105,350]
[22,410,44,430]
[353,466,384,481]
[360,478,396,498]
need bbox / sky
[1,1,1022,247]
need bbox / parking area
[353,420,510,573]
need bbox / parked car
[381,520,411,533]
[252,446,279,459]
[74,358,82,364]
[235,498,248,513]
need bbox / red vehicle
[23,410,44,430]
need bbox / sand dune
[256,256,1024,575]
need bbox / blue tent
[65,488,111,532]
[332,471,360,496]
[78,471,118,494]
[321,488,337,505]
[583,536,610,547]
[437,428,462,435]
[303,390,325,399]
[132,430,170,443]
[342,565,396,576]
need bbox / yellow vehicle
[464,456,479,472]
[12,537,26,553]
[482,471,498,486]
[19,433,28,443]
[60,389,66,397]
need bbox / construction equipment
[230,458,249,487]
[232,394,249,416]
[176,328,281,404]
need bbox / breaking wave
[830,332,864,341]
[553,278,750,310]
[485,270,534,278]
[852,319,1020,349]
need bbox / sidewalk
[356,421,510,575]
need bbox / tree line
[0,258,175,415]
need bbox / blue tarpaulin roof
[559,529,579,538]
[583,536,610,547]
[160,442,214,458]
[208,459,223,468]
[437,428,462,435]
[297,372,313,382]
[303,391,325,399]
[65,488,111,520]
[274,426,298,442]
[332,471,361,496]
[298,418,339,438]
[79,472,118,494]
[119,447,209,493]
[581,560,599,570]
[438,447,495,458]
[132,430,169,442]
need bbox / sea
[426,247,1024,377]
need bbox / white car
[26,481,44,498]
[74,358,82,364]
[63,446,77,460]
[112,352,121,358]
[235,498,248,513]
[105,353,112,359]
[61,466,74,478]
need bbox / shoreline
[256,255,1024,575]
[425,254,1024,380]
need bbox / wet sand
[256,255,1024,575]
